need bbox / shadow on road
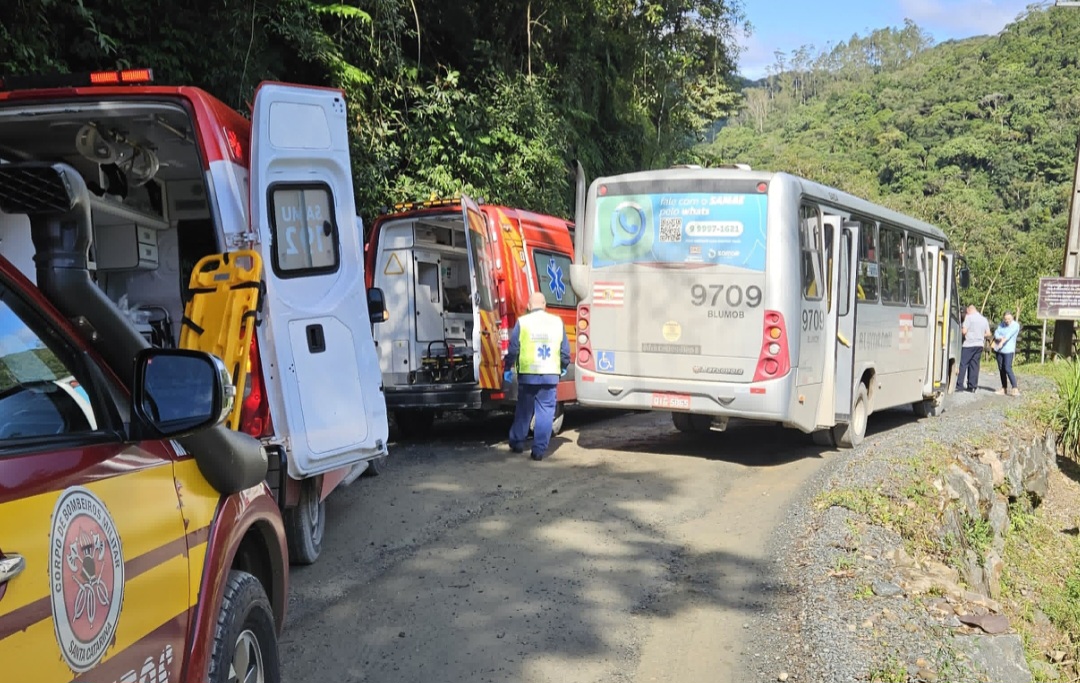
[281,415,795,683]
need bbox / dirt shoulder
[747,370,1078,683]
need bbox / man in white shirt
[956,304,991,392]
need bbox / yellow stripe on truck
[0,555,189,682]
[172,457,224,603]
[0,462,184,618]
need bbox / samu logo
[611,201,647,248]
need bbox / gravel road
[279,375,1015,683]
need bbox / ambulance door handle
[306,324,326,354]
[0,554,25,584]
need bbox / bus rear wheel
[832,384,869,449]
[672,412,712,434]
[912,395,943,418]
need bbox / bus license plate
[651,392,691,410]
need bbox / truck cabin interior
[375,212,480,386]
[0,99,221,349]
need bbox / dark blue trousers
[510,382,558,457]
[957,346,982,391]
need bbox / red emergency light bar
[0,68,154,91]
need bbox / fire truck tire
[285,479,324,565]
[207,570,281,683]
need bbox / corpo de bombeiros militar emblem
[49,486,125,673]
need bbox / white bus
[568,165,969,448]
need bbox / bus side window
[857,220,879,302]
[799,204,824,301]
[907,234,926,307]
[879,225,907,305]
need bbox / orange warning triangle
[383,252,405,275]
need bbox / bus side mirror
[958,267,971,290]
[570,264,590,300]
[368,287,388,323]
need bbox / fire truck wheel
[207,570,281,683]
[285,478,324,565]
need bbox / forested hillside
[0,0,746,220]
[699,6,1080,321]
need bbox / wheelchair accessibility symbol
[596,350,616,373]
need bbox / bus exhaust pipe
[711,417,729,432]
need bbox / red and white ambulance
[0,68,389,564]
[365,199,578,435]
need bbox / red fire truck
[0,68,390,565]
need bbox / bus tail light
[239,334,274,438]
[753,310,790,382]
[576,306,594,371]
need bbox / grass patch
[1001,467,1080,680]
[867,654,908,683]
[814,452,949,561]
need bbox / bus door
[931,248,956,389]
[834,222,860,423]
[815,217,841,428]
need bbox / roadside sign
[1037,277,1080,319]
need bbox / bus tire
[832,384,869,449]
[912,396,943,418]
[285,478,324,566]
[672,412,711,433]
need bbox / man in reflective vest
[504,292,570,460]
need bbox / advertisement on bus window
[592,192,767,270]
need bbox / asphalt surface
[279,405,926,683]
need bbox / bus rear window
[591,192,767,271]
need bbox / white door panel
[250,82,388,478]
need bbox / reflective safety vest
[517,311,564,375]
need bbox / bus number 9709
[690,284,762,309]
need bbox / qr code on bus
[659,217,682,242]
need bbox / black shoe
[510,443,524,453]
[530,452,543,461]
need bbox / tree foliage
[0,0,748,220]
[699,5,1080,323]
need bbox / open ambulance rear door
[250,82,388,479]
[460,195,503,390]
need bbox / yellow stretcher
[178,250,264,431]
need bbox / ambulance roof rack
[379,193,486,216]
[0,68,155,92]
